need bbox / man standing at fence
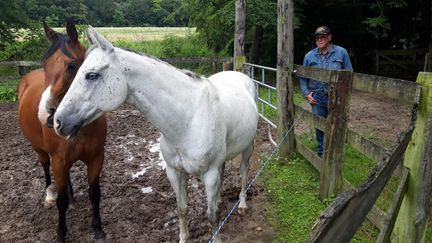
[300,26,353,157]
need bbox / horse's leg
[85,154,106,242]
[203,166,224,243]
[33,146,56,208]
[66,174,77,207]
[166,164,189,243]
[51,156,70,243]
[238,142,253,215]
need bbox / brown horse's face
[38,22,86,128]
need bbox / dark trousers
[311,92,328,157]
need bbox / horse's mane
[42,34,74,62]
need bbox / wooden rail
[294,104,390,167]
[295,135,387,231]
[307,127,414,243]
[0,61,40,81]
[375,49,426,72]
[353,72,421,106]
[293,64,421,106]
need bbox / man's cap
[314,26,331,36]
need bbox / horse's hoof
[55,238,65,243]
[68,200,77,209]
[44,200,56,209]
[94,231,106,243]
[94,237,106,243]
[237,207,247,216]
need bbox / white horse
[53,26,258,243]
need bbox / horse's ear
[43,20,58,43]
[87,26,114,52]
[86,26,96,45]
[66,19,79,43]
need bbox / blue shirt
[299,44,353,97]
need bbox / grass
[257,84,304,122]
[261,154,378,242]
[94,27,195,42]
[0,79,18,102]
[260,154,327,242]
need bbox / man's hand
[306,92,317,105]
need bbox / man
[300,26,353,157]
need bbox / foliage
[0,0,188,30]
[0,32,49,61]
[161,34,222,58]
[113,40,165,57]
[0,79,19,102]
[0,0,33,49]
[108,30,219,58]
[0,88,18,102]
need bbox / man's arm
[342,49,353,70]
[299,56,310,98]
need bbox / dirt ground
[0,89,411,242]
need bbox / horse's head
[54,26,127,139]
[38,20,86,128]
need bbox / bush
[112,40,164,57]
[0,33,49,61]
[0,88,18,102]
[161,33,225,58]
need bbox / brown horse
[17,21,107,243]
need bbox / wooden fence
[375,49,426,73]
[281,65,429,242]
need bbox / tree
[86,0,116,26]
[121,0,156,26]
[0,0,32,48]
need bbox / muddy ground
[0,89,411,242]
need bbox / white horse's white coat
[54,26,258,243]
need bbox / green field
[53,26,195,42]
[95,27,195,42]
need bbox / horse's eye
[86,72,99,80]
[67,61,77,71]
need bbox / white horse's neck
[117,48,208,140]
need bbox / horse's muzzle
[55,115,84,139]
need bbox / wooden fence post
[276,0,295,158]
[319,70,353,200]
[394,72,432,242]
[234,0,246,72]
[18,66,26,76]
[223,61,232,71]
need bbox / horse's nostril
[47,108,56,128]
[56,119,62,130]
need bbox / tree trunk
[234,0,246,71]
[249,25,264,65]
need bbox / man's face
[315,34,331,49]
